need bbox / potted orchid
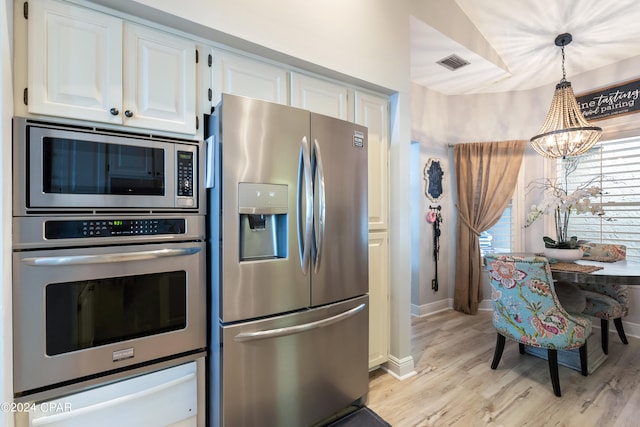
[525,163,604,254]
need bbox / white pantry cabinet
[211,49,288,105]
[368,231,390,368]
[290,72,352,120]
[355,91,389,231]
[27,0,197,135]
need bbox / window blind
[560,136,640,261]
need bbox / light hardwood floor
[366,309,640,427]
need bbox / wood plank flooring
[366,309,640,427]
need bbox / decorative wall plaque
[424,158,444,202]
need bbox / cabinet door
[290,73,350,120]
[123,23,197,134]
[368,231,389,369]
[212,50,288,105]
[28,0,123,124]
[356,91,389,230]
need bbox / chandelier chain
[561,45,566,82]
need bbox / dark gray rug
[327,406,392,427]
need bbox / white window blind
[559,136,640,261]
[480,202,513,256]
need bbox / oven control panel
[44,218,186,239]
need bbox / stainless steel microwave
[13,118,204,215]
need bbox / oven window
[45,271,186,356]
[42,137,165,195]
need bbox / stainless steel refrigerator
[207,93,369,427]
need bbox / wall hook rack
[426,205,442,291]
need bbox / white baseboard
[411,298,492,317]
[411,299,451,317]
[381,355,416,380]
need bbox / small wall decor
[426,205,443,292]
[424,158,444,202]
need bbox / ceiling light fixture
[530,33,602,159]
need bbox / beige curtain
[453,140,527,314]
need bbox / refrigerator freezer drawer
[216,295,369,427]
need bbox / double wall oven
[11,118,206,402]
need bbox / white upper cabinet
[290,73,351,120]
[28,0,123,124]
[356,91,389,230]
[122,23,196,133]
[212,50,288,105]
[28,0,197,135]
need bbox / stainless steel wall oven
[11,118,206,403]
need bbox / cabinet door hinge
[23,88,28,105]
[195,49,199,64]
[208,88,212,102]
[23,1,28,19]
[208,54,212,68]
[196,115,199,130]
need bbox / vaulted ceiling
[410,0,640,95]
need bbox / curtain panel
[453,140,526,314]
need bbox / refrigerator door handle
[233,303,365,342]
[297,136,313,274]
[312,138,326,273]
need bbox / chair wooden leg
[579,343,589,376]
[518,343,525,354]
[547,349,561,397]
[614,318,629,345]
[491,333,506,369]
[600,318,609,355]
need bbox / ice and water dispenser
[238,183,288,261]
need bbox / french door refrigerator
[207,93,369,427]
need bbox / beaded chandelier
[530,33,602,159]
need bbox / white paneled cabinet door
[368,232,389,369]
[290,72,351,120]
[28,0,123,124]
[211,50,288,105]
[356,91,389,230]
[123,23,196,133]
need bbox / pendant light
[530,33,602,158]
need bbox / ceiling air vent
[436,54,470,71]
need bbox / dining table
[549,258,640,285]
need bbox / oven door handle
[22,247,201,266]
[233,303,365,342]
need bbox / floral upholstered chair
[485,254,592,397]
[577,243,629,354]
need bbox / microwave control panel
[44,218,186,239]
[177,151,194,197]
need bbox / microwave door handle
[22,247,201,266]
[297,136,313,274]
[312,138,325,273]
[233,303,365,342]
